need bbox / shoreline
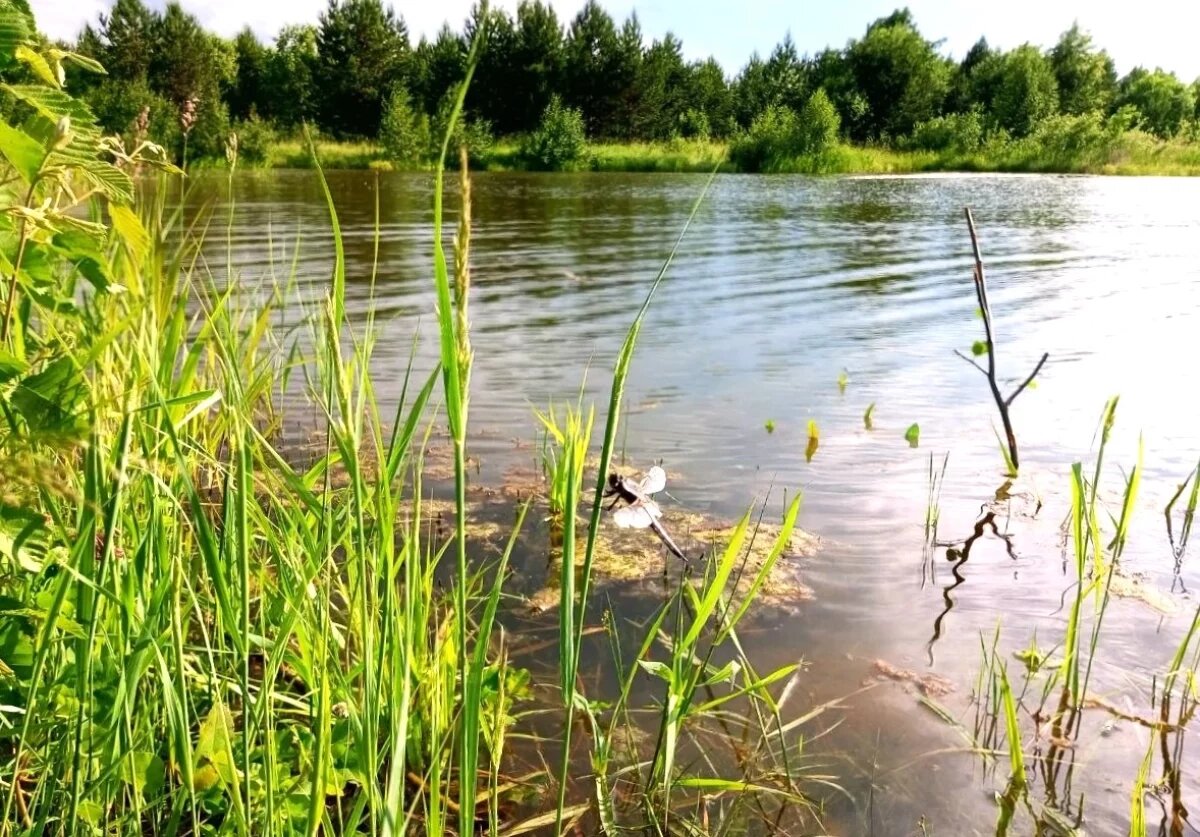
[200,137,1200,177]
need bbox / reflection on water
[194,170,1200,833]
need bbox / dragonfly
[604,465,689,562]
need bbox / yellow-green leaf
[14,44,59,87]
[905,423,920,447]
[109,204,149,268]
[0,119,43,183]
[121,751,165,798]
[59,50,106,75]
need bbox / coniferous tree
[230,28,269,121]
[315,0,409,138]
[510,1,565,134]
[563,1,621,136]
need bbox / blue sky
[32,0,1200,82]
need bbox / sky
[31,0,1200,82]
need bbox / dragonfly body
[604,466,689,562]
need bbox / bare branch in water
[961,208,1050,473]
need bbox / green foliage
[990,44,1060,137]
[82,76,180,151]
[431,91,494,165]
[632,33,688,140]
[685,58,735,137]
[1115,67,1196,138]
[229,27,268,121]
[798,88,841,152]
[410,24,466,118]
[905,109,984,153]
[232,114,273,164]
[0,2,177,437]
[379,87,430,163]
[52,0,1200,171]
[678,107,710,140]
[521,93,588,170]
[315,0,409,138]
[562,1,640,137]
[846,10,951,140]
[265,24,318,129]
[729,89,840,172]
[730,104,798,171]
[508,0,566,133]
[149,2,234,158]
[1050,23,1116,116]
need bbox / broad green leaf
[905,423,920,447]
[0,616,33,674]
[2,84,97,132]
[121,752,165,798]
[0,1,32,72]
[805,419,819,462]
[58,50,106,75]
[14,44,59,88]
[0,119,42,184]
[109,204,149,267]
[0,347,27,382]
[54,229,116,292]
[0,504,45,571]
[637,659,672,682]
[73,155,133,204]
[971,340,988,356]
[10,356,89,435]
[194,699,237,787]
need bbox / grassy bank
[260,133,1200,176]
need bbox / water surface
[202,170,1200,833]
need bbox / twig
[953,349,988,377]
[1005,352,1050,408]
[959,208,1050,473]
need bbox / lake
[199,169,1200,834]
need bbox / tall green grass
[0,5,837,834]
[960,398,1200,834]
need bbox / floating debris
[868,659,955,698]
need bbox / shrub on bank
[431,93,495,166]
[729,89,841,172]
[232,115,274,165]
[904,110,986,154]
[381,89,431,164]
[521,95,589,171]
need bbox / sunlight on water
[195,170,1200,833]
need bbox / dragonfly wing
[613,505,656,529]
[638,466,667,496]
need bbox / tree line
[55,0,1200,165]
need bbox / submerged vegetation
[963,399,1200,835]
